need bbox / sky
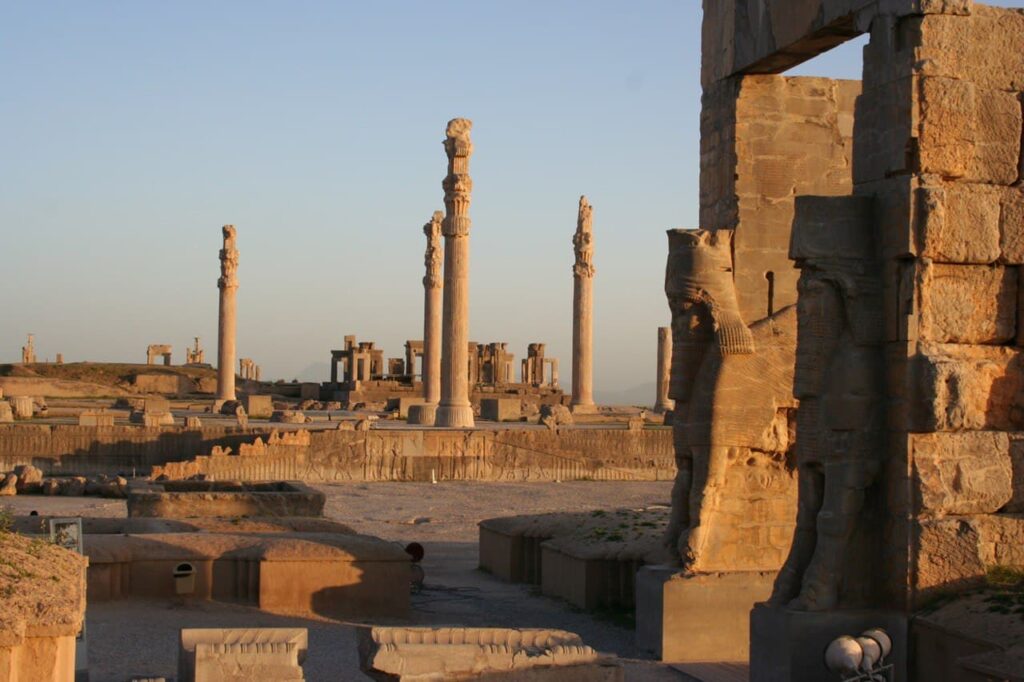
[3,1,994,400]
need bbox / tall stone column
[654,326,675,413]
[409,211,444,426]
[571,196,596,412]
[435,118,475,428]
[216,225,239,404]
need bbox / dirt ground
[4,481,693,681]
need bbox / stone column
[571,196,596,412]
[422,212,444,407]
[435,119,475,428]
[216,225,239,403]
[654,326,675,413]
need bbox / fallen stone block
[357,627,622,681]
[178,628,307,682]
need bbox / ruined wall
[150,427,675,483]
[0,425,254,475]
[0,424,674,482]
[702,76,860,323]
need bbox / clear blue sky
[0,2,936,398]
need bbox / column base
[569,403,598,415]
[434,404,475,428]
[636,566,775,663]
[407,403,437,425]
[750,603,907,682]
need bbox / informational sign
[48,517,88,679]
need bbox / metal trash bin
[173,562,196,595]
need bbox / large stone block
[1000,187,1024,265]
[918,263,1016,344]
[480,398,521,422]
[1008,435,1024,513]
[636,567,775,663]
[178,628,307,682]
[911,432,1012,515]
[357,627,622,681]
[243,395,273,419]
[912,514,1024,605]
[917,182,1001,264]
[918,77,1022,185]
[912,344,1024,432]
[912,7,1024,92]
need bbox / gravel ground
[5,481,691,681]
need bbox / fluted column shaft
[422,211,444,405]
[436,118,475,428]
[571,196,596,411]
[216,225,238,402]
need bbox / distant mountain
[295,362,330,383]
[595,381,657,409]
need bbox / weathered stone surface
[0,401,13,424]
[918,263,1016,344]
[0,473,17,496]
[79,411,115,427]
[917,182,1001,264]
[357,627,622,682]
[13,464,42,493]
[913,514,1024,604]
[918,77,1022,185]
[725,76,859,322]
[244,395,273,419]
[1007,435,1024,513]
[481,398,521,422]
[911,432,1013,515]
[1001,188,1024,265]
[539,404,574,429]
[127,480,325,519]
[913,344,1024,432]
[9,396,34,420]
[913,342,1024,432]
[178,628,307,682]
[913,7,1024,92]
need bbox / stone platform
[84,530,410,618]
[636,567,775,664]
[126,480,325,518]
[479,508,670,611]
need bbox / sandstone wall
[855,3,1024,609]
[0,424,674,482]
[701,76,860,324]
[150,427,675,483]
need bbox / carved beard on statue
[664,228,755,404]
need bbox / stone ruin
[185,336,205,365]
[357,627,622,681]
[635,0,1024,678]
[239,357,260,381]
[146,344,173,366]
[20,334,35,364]
[178,628,307,682]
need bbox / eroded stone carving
[663,228,798,573]
[769,197,884,611]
